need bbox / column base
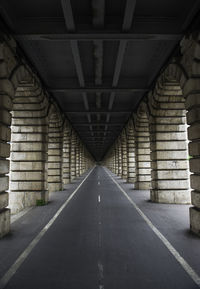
[9,191,49,214]
[0,208,10,238]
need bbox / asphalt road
[1,166,199,289]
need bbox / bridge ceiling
[0,0,199,160]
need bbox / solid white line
[0,167,95,289]
[98,195,101,203]
[104,168,200,287]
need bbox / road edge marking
[0,166,95,289]
[104,168,200,287]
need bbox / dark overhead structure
[0,0,199,160]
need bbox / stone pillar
[79,144,82,175]
[62,124,71,187]
[149,81,190,204]
[70,131,76,181]
[114,145,118,175]
[117,138,122,177]
[121,130,128,180]
[135,104,151,190]
[126,121,136,183]
[47,110,63,192]
[180,33,200,236]
[0,80,12,237]
[184,79,200,234]
[112,149,115,173]
[75,137,80,177]
[10,87,48,213]
[81,146,86,174]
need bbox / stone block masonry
[149,81,190,204]
[0,38,94,238]
[103,32,200,237]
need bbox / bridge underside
[0,0,200,288]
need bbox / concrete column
[121,130,128,180]
[70,131,76,181]
[149,82,190,204]
[47,109,63,192]
[126,121,136,183]
[0,80,12,237]
[62,124,71,187]
[135,103,151,190]
[10,87,48,213]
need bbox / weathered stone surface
[190,158,200,173]
[189,142,200,156]
[188,124,200,140]
[151,190,191,204]
[152,179,189,190]
[9,191,48,214]
[0,160,9,174]
[0,143,10,158]
[185,93,200,109]
[190,175,200,191]
[0,124,11,142]
[0,192,8,209]
[191,191,200,208]
[0,177,9,192]
[190,207,200,236]
[0,209,10,238]
[151,160,188,170]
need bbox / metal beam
[123,0,137,31]
[16,33,182,41]
[78,128,119,131]
[61,0,75,31]
[65,110,132,114]
[61,0,94,137]
[83,136,115,139]
[105,0,137,137]
[70,40,85,86]
[50,87,148,93]
[92,0,105,117]
[92,0,105,28]
[80,132,117,135]
[72,123,123,126]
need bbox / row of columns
[104,32,200,237]
[0,37,94,238]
